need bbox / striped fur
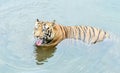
[34,19,110,47]
[61,25,110,44]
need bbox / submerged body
[34,19,110,48]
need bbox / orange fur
[34,20,110,48]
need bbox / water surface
[0,0,120,73]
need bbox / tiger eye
[47,27,49,29]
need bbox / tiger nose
[36,36,39,38]
[34,33,39,38]
[34,33,40,38]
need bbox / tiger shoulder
[34,19,110,47]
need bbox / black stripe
[88,27,92,43]
[79,26,84,41]
[59,25,62,30]
[84,26,88,33]
[84,26,89,41]
[48,30,50,37]
[65,26,68,38]
[103,31,106,39]
[91,27,95,37]
[85,26,91,43]
[49,30,52,37]
[78,26,82,40]
[75,26,79,39]
[77,26,81,40]
[72,26,74,39]
[59,25,64,35]
[63,26,67,38]
[81,26,86,42]
[83,26,87,42]
[94,29,101,44]
[71,27,74,38]
[69,26,71,38]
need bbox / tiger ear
[52,20,56,26]
[36,19,39,22]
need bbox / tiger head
[34,19,56,46]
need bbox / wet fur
[34,20,110,48]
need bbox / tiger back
[34,19,110,47]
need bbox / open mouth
[35,38,46,46]
[35,39,43,46]
[35,37,52,46]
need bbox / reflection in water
[34,46,57,65]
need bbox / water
[0,0,120,73]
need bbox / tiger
[34,19,110,47]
